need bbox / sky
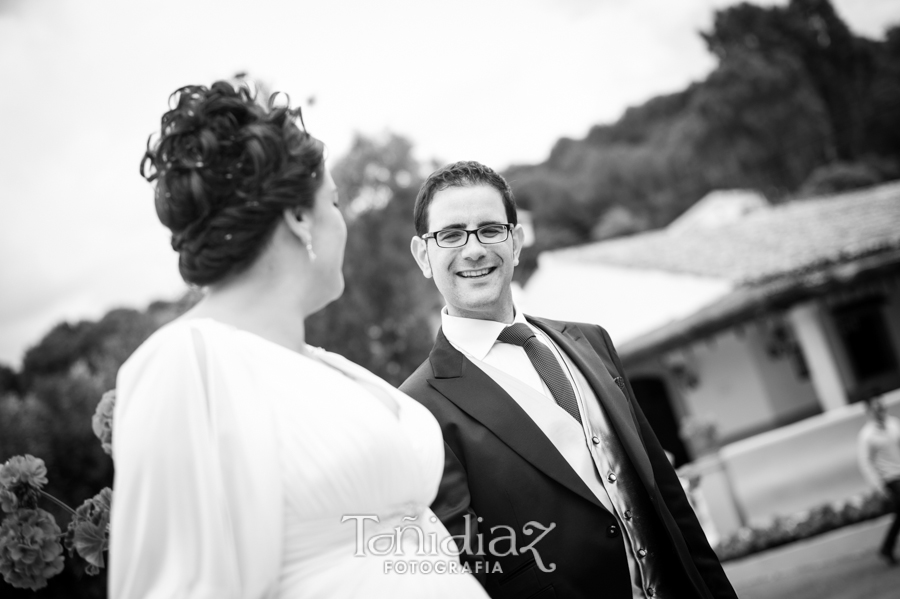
[0,0,897,366]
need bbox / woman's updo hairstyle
[141,80,325,286]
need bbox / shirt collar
[441,306,527,361]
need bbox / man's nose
[460,231,487,259]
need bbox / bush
[715,490,893,562]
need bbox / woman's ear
[283,207,313,247]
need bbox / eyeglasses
[421,223,513,248]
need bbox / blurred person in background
[858,397,900,566]
[108,81,488,598]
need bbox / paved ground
[724,515,900,599]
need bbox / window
[831,295,900,403]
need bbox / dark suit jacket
[400,315,737,599]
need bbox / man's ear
[512,224,525,267]
[283,207,313,248]
[410,236,433,279]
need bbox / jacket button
[607,472,617,483]
[591,436,601,445]
[638,548,648,558]
[623,509,633,520]
[607,524,619,537]
[646,586,655,597]
[615,377,625,389]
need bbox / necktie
[497,323,582,424]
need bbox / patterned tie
[497,323,582,424]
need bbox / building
[523,182,900,534]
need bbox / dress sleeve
[108,325,281,599]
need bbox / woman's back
[110,318,486,598]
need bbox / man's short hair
[413,161,517,236]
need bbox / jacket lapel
[427,329,602,509]
[528,316,657,494]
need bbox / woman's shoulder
[121,317,189,364]
[117,318,230,382]
[311,347,385,383]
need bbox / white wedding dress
[109,318,487,598]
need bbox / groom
[400,161,736,599]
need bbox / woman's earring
[306,242,317,262]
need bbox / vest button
[638,548,648,558]
[591,436,601,445]
[623,509,633,520]
[607,524,619,537]
[647,586,655,597]
[607,472,617,483]
[615,377,625,389]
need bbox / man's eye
[480,226,505,238]
[438,231,463,242]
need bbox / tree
[690,46,834,194]
[702,0,889,162]
[306,133,442,385]
[504,0,899,281]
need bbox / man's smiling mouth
[458,267,495,279]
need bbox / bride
[108,81,488,598]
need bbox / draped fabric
[109,318,487,599]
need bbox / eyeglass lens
[436,224,509,248]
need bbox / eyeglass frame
[421,223,515,248]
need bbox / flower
[92,389,116,456]
[0,455,48,512]
[64,487,111,575]
[0,489,16,514]
[0,509,65,590]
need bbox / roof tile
[554,181,900,286]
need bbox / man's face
[410,184,523,322]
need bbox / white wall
[746,321,820,425]
[716,389,900,527]
[680,319,821,444]
[522,256,732,346]
[681,331,774,442]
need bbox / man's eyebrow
[436,220,505,230]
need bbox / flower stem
[40,490,77,517]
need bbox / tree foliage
[306,133,442,385]
[506,0,900,281]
